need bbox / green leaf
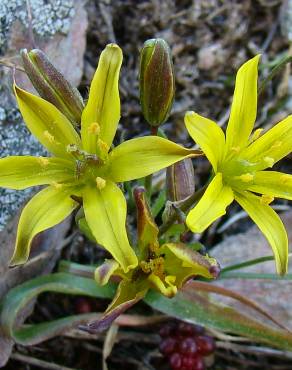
[0,273,115,345]
[144,283,292,350]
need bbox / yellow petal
[86,280,148,332]
[225,55,261,153]
[94,259,120,285]
[240,115,292,170]
[0,156,75,190]
[81,44,122,153]
[14,84,81,159]
[235,190,288,275]
[82,182,138,273]
[10,186,77,265]
[186,173,234,233]
[247,171,292,200]
[107,136,200,182]
[185,111,225,171]
[148,273,177,298]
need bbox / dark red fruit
[169,352,182,370]
[182,355,196,369]
[196,335,215,356]
[159,322,176,337]
[177,322,196,336]
[179,337,197,355]
[159,337,177,356]
[192,356,205,370]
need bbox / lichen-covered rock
[0,0,87,230]
[0,0,75,54]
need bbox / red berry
[182,355,196,369]
[178,322,196,336]
[159,322,176,337]
[159,337,177,356]
[192,356,205,370]
[179,337,197,355]
[196,335,215,356]
[170,352,182,370]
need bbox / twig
[11,352,80,370]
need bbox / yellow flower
[185,55,292,275]
[0,44,199,272]
[86,188,219,332]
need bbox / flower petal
[148,273,177,297]
[0,156,75,190]
[133,187,159,258]
[235,190,288,275]
[82,182,138,273]
[240,115,292,170]
[107,136,200,182]
[247,171,292,200]
[225,55,260,153]
[185,111,225,171]
[95,259,120,285]
[186,173,234,233]
[10,186,77,265]
[85,280,148,332]
[81,44,122,153]
[14,84,81,159]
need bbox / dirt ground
[3,0,292,369]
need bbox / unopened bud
[166,158,195,202]
[21,49,84,125]
[139,38,175,126]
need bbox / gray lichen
[0,0,75,54]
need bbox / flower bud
[139,38,175,126]
[21,49,84,125]
[166,158,195,202]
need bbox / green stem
[258,54,292,96]
[145,126,159,199]
[158,185,207,236]
[221,255,275,273]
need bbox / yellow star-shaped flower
[185,55,292,275]
[0,44,199,272]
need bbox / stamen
[238,173,254,183]
[98,139,110,154]
[260,194,274,205]
[44,130,55,143]
[88,122,100,136]
[251,128,263,142]
[263,156,274,168]
[96,176,106,190]
[280,174,290,184]
[51,181,62,189]
[231,146,240,153]
[37,157,49,166]
[271,141,282,150]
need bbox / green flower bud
[21,49,84,126]
[139,38,175,126]
[166,158,195,202]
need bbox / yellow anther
[238,173,254,183]
[96,176,106,190]
[251,128,263,142]
[263,156,274,168]
[52,182,62,189]
[280,174,291,184]
[88,122,100,136]
[260,194,274,205]
[37,157,49,167]
[271,141,282,150]
[98,139,110,154]
[231,146,240,153]
[44,130,55,143]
